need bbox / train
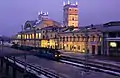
[10,43,61,60]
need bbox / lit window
[110,42,117,47]
[26,34,29,39]
[32,34,34,38]
[39,33,41,39]
[17,35,21,39]
[36,33,39,39]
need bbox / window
[92,35,95,41]
[60,37,62,41]
[73,36,76,41]
[55,35,57,38]
[66,37,68,41]
[78,46,80,50]
[43,35,45,39]
[70,36,72,41]
[78,36,80,41]
[63,37,65,41]
[72,18,74,21]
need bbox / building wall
[14,28,102,55]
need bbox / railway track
[6,46,120,77]
[60,55,120,77]
[4,57,67,78]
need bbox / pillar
[0,57,3,73]
[5,62,9,75]
[13,67,16,78]
[13,56,17,78]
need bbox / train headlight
[55,54,57,57]
[110,42,117,47]
[59,54,61,57]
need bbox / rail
[61,56,120,76]
[4,57,66,78]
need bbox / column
[5,62,9,75]
[0,57,3,73]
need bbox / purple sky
[0,0,120,36]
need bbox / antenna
[63,1,65,6]
[46,12,48,15]
[40,10,43,14]
[68,0,70,4]
[76,1,78,5]
[44,12,46,15]
[38,12,40,15]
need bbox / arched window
[70,36,72,41]
[43,35,45,39]
[73,36,76,41]
[66,36,68,41]
[92,35,95,41]
[63,37,65,42]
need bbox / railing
[4,57,66,78]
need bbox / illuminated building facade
[12,20,120,57]
[63,1,78,27]
[11,2,120,57]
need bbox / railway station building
[12,2,120,57]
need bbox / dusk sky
[0,0,120,36]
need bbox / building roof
[102,26,120,32]
[64,4,78,8]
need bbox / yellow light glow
[36,33,38,39]
[59,54,61,57]
[39,33,41,39]
[82,49,85,53]
[55,55,57,57]
[110,42,117,47]
[17,35,21,39]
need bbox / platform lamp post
[21,25,28,78]
[84,27,89,72]
[81,27,90,78]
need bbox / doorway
[92,45,95,55]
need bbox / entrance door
[92,45,95,55]
[98,46,101,55]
